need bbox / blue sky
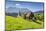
[5,0,44,12]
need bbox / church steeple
[18,10,21,17]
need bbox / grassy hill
[6,16,44,31]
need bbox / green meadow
[6,15,44,30]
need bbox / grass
[6,16,44,30]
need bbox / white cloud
[16,4,20,6]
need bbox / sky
[5,0,44,12]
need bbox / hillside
[6,16,44,30]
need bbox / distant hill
[5,7,31,16]
[5,13,18,17]
[34,10,44,13]
[6,7,44,16]
[6,7,30,13]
